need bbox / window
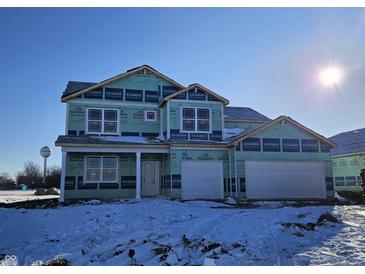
[87,108,119,134]
[85,156,117,183]
[145,90,159,103]
[84,88,103,99]
[345,176,357,186]
[105,88,123,100]
[145,110,157,121]
[357,176,363,186]
[282,139,300,152]
[125,89,143,101]
[181,107,210,132]
[335,177,345,186]
[242,138,261,151]
[302,139,319,152]
[263,138,281,152]
[320,142,331,153]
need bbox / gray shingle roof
[63,81,97,96]
[330,127,365,156]
[224,107,270,122]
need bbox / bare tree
[46,166,61,188]
[0,172,16,190]
[16,161,42,187]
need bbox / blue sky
[0,8,364,176]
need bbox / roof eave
[61,65,185,102]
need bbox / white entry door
[181,160,224,200]
[245,160,326,199]
[142,161,160,196]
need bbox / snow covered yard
[0,190,59,204]
[0,199,364,266]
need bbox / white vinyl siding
[87,108,119,135]
[85,156,118,183]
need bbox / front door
[142,161,160,196]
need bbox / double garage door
[245,160,326,199]
[181,160,326,200]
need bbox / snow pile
[0,190,58,204]
[0,200,364,265]
[334,192,349,203]
[223,128,245,140]
[225,197,237,205]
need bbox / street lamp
[40,146,51,185]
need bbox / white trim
[180,106,212,134]
[62,146,169,153]
[59,151,66,202]
[167,101,171,139]
[83,155,119,184]
[332,151,365,158]
[86,107,120,135]
[234,148,238,197]
[228,148,232,197]
[170,147,173,198]
[159,108,163,138]
[221,104,224,140]
[144,110,157,122]
[136,152,141,199]
[65,103,69,135]
[70,99,158,108]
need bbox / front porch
[59,146,172,201]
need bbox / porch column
[59,151,67,202]
[136,152,141,199]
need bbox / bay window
[182,107,210,133]
[87,108,119,134]
[85,156,117,183]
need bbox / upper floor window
[282,139,300,152]
[181,107,210,133]
[263,138,281,152]
[87,108,119,135]
[302,139,319,152]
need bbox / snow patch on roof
[92,136,150,144]
[224,128,245,140]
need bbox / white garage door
[245,160,326,199]
[181,160,224,200]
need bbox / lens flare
[319,66,343,86]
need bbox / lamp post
[40,146,51,185]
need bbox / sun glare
[319,66,343,87]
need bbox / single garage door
[181,160,224,200]
[245,160,326,199]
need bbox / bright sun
[319,66,343,86]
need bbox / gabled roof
[61,65,185,102]
[330,127,365,156]
[224,106,270,122]
[158,83,229,106]
[230,115,336,148]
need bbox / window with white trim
[181,107,210,132]
[87,108,119,134]
[85,156,117,183]
[145,110,157,121]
